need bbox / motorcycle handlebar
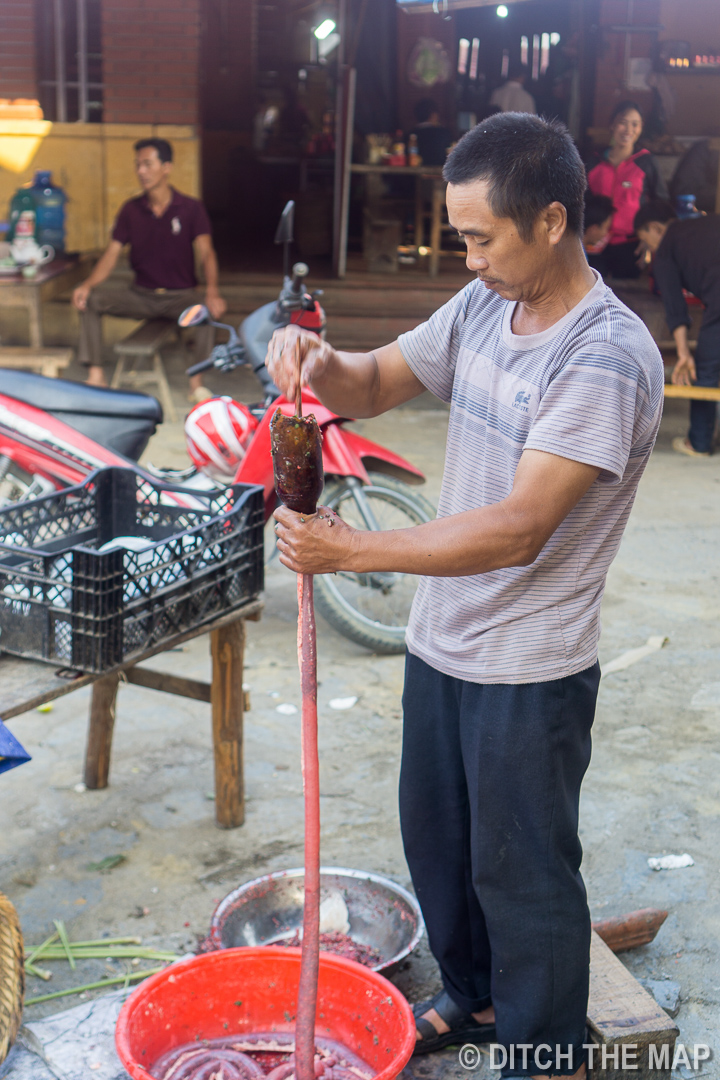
[186,357,215,376]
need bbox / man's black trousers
[687,317,720,453]
[400,652,600,1077]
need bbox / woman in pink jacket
[586,101,668,279]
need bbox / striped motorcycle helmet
[184,396,258,482]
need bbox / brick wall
[0,0,37,100]
[102,0,201,125]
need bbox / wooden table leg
[414,176,424,250]
[28,289,43,349]
[211,619,245,828]
[429,179,444,278]
[84,672,121,789]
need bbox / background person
[586,101,668,279]
[582,192,614,263]
[635,200,720,457]
[408,99,454,167]
[670,139,719,215]
[268,113,663,1076]
[489,64,537,115]
[73,137,227,403]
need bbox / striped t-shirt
[398,271,663,684]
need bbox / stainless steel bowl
[209,867,424,974]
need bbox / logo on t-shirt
[512,390,532,412]
[171,216,181,234]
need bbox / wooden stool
[111,319,178,421]
[363,210,401,274]
[0,346,72,378]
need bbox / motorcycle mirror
[274,200,295,246]
[178,304,209,328]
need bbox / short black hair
[134,137,173,163]
[608,100,643,125]
[584,192,614,229]
[414,98,438,124]
[634,200,676,233]
[443,112,586,241]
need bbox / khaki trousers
[78,284,215,369]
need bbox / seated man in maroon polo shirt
[73,137,226,403]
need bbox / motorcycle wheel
[314,472,435,654]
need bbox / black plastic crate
[0,467,264,672]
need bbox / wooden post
[414,175,424,250]
[429,178,445,279]
[210,619,245,828]
[84,672,121,789]
[333,65,357,279]
[27,286,43,350]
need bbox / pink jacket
[587,149,666,245]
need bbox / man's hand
[273,504,358,574]
[205,291,227,320]
[72,282,92,312]
[671,352,696,386]
[267,325,338,404]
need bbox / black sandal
[412,989,496,1055]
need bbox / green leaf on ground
[85,854,127,873]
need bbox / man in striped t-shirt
[269,113,663,1079]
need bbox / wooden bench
[657,338,720,400]
[655,339,697,352]
[588,931,678,1078]
[111,319,178,422]
[664,384,720,401]
[0,346,72,378]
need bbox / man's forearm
[274,450,601,579]
[202,250,220,294]
[345,502,539,577]
[268,329,425,419]
[309,349,383,418]
[83,248,119,289]
[673,324,692,357]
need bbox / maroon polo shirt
[112,188,212,290]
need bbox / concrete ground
[1,350,719,1078]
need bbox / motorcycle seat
[0,369,163,422]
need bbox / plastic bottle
[675,194,702,220]
[408,133,422,167]
[29,171,66,251]
[392,130,406,163]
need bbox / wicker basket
[0,892,23,1063]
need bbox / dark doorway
[455,1,576,131]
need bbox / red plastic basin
[115,946,416,1080]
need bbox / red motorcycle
[0,210,433,652]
